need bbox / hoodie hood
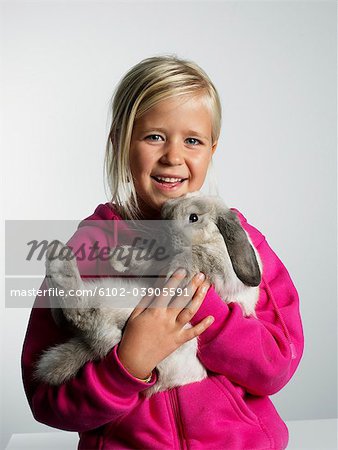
[78,203,122,226]
[76,203,137,241]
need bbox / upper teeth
[155,176,183,182]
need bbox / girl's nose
[159,141,184,166]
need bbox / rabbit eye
[189,213,199,223]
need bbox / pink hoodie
[21,203,304,450]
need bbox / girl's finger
[151,266,173,290]
[130,268,185,318]
[175,281,210,324]
[182,314,215,341]
[169,273,206,311]
[148,268,188,309]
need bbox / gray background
[1,0,337,448]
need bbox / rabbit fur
[34,192,263,397]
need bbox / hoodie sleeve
[21,226,158,433]
[189,213,304,397]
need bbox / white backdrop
[1,1,337,448]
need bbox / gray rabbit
[34,192,262,397]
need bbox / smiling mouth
[151,176,188,184]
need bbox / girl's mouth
[151,176,188,191]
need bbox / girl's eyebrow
[141,127,210,141]
[186,130,210,141]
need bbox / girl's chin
[154,186,189,198]
[153,191,188,207]
[137,187,190,218]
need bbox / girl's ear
[211,140,218,155]
[216,211,261,287]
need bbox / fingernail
[175,268,186,277]
[207,316,214,324]
[198,272,205,281]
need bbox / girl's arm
[189,213,304,397]
[21,226,158,433]
[22,305,157,432]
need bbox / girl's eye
[186,138,201,146]
[189,213,199,223]
[145,134,164,142]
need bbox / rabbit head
[160,192,262,313]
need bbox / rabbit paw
[45,240,82,292]
[45,240,94,328]
[109,245,132,273]
[109,245,154,275]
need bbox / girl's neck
[137,205,162,221]
[125,196,162,221]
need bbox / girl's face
[129,93,218,219]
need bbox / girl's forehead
[149,94,209,114]
[133,95,213,134]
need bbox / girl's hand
[116,269,213,379]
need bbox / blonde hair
[104,54,222,220]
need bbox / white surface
[5,419,338,450]
[5,431,79,450]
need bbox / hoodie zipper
[168,388,186,450]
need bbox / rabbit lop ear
[216,211,261,287]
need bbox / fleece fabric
[21,202,304,450]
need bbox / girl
[22,55,304,449]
